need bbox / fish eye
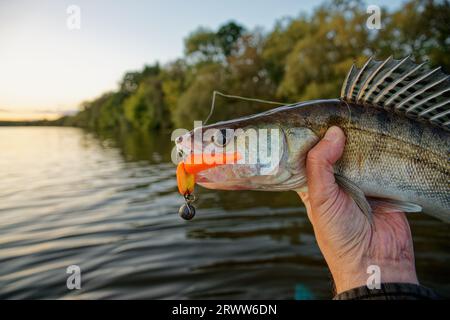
[212,129,231,147]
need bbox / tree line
[55,0,450,131]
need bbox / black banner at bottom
[1,299,445,319]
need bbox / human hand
[297,126,419,294]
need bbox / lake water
[0,127,448,299]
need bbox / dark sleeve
[333,283,442,300]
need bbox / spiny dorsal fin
[341,56,450,131]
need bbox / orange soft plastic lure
[176,152,241,196]
[176,162,196,195]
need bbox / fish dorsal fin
[341,56,450,131]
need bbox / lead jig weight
[179,193,196,220]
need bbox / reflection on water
[0,127,448,299]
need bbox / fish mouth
[175,151,244,194]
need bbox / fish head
[175,111,319,191]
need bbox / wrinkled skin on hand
[297,126,418,294]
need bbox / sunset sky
[0,0,402,121]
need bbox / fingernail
[324,126,341,143]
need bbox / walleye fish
[175,56,450,223]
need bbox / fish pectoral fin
[335,174,422,219]
[294,185,309,193]
[335,174,373,223]
[367,197,422,213]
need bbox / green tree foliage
[220,32,278,119]
[262,16,311,85]
[184,27,220,62]
[378,0,450,71]
[276,0,376,100]
[124,75,170,130]
[217,21,246,57]
[60,0,450,132]
[184,21,246,63]
[174,63,224,127]
[161,59,189,116]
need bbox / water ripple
[0,127,448,299]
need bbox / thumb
[306,126,346,206]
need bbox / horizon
[0,0,402,121]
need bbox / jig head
[179,193,196,220]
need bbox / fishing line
[340,98,352,126]
[204,90,291,125]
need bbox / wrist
[331,258,418,294]
[334,283,440,300]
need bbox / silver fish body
[175,57,450,222]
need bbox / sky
[0,0,403,120]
